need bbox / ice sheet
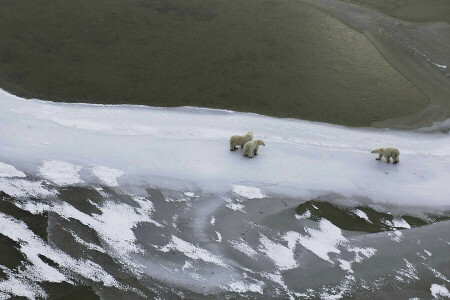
[0,89,449,206]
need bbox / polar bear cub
[230,131,254,151]
[371,147,400,164]
[243,139,265,158]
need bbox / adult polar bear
[372,147,400,164]
[230,131,254,151]
[243,139,265,158]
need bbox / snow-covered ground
[0,89,449,207]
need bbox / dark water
[0,0,434,127]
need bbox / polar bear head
[247,131,254,137]
[371,148,383,154]
[255,139,265,146]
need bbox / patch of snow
[213,231,222,242]
[396,259,419,282]
[347,247,377,263]
[226,203,246,213]
[424,249,432,257]
[225,280,264,294]
[392,218,411,229]
[39,160,83,186]
[229,240,258,259]
[338,259,353,273]
[184,192,197,197]
[297,219,347,263]
[430,284,450,298]
[259,235,298,271]
[0,178,57,198]
[352,209,371,223]
[92,166,124,187]
[233,185,266,199]
[388,230,403,242]
[296,210,311,220]
[160,236,226,267]
[0,162,26,178]
[210,216,215,226]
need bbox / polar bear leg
[392,154,399,164]
[376,154,382,160]
[384,155,390,163]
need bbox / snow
[233,185,266,199]
[296,210,311,219]
[0,89,449,206]
[92,166,124,187]
[0,162,26,178]
[297,219,347,263]
[159,236,227,267]
[0,212,125,299]
[229,240,258,259]
[392,218,411,229]
[214,231,222,242]
[259,235,298,271]
[226,280,264,294]
[430,284,450,298]
[0,178,57,198]
[39,160,83,186]
[352,209,371,223]
[226,203,246,213]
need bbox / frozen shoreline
[1,89,449,206]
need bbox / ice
[92,166,124,187]
[0,89,449,206]
[0,162,26,178]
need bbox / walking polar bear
[230,131,254,151]
[243,139,265,158]
[372,148,400,164]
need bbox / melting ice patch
[233,185,265,199]
[0,162,26,178]
[92,166,124,187]
[39,160,83,186]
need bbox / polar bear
[230,131,254,151]
[371,148,400,164]
[243,139,265,158]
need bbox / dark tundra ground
[0,0,442,127]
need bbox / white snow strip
[92,166,124,187]
[39,160,83,186]
[338,259,353,273]
[229,240,258,259]
[0,178,57,198]
[347,247,377,263]
[259,235,298,271]
[210,216,216,226]
[0,162,26,178]
[352,209,371,223]
[233,185,266,199]
[424,249,432,257]
[430,284,450,298]
[65,229,106,253]
[160,236,226,267]
[396,259,419,282]
[433,63,447,71]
